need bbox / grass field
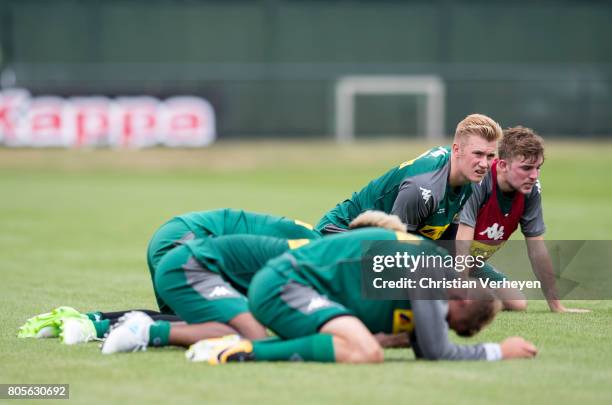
[1,140,612,404]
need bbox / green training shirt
[177,209,321,240]
[316,146,472,240]
[267,228,500,360]
[184,234,309,294]
[276,228,436,333]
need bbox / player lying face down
[316,113,501,241]
[456,127,588,313]
[146,208,321,314]
[100,213,412,354]
[18,208,321,345]
[187,224,537,364]
[18,234,298,348]
[19,212,411,352]
[99,234,305,353]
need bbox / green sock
[93,320,110,338]
[148,321,171,347]
[86,311,103,322]
[252,334,335,362]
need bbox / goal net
[334,75,445,143]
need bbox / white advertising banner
[0,89,216,148]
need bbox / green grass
[1,140,612,404]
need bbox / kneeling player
[147,208,321,314]
[456,126,587,312]
[100,234,306,353]
[315,114,501,240]
[188,228,537,364]
[18,235,304,349]
[101,213,410,353]
[17,208,321,344]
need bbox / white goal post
[334,75,446,143]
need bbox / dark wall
[2,0,611,137]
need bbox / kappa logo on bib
[479,223,505,240]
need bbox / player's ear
[451,142,460,154]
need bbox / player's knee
[153,267,170,300]
[348,341,383,364]
[363,344,384,363]
[322,316,384,363]
[228,313,267,340]
[153,261,182,315]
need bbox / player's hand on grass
[549,301,591,313]
[374,332,410,348]
[561,308,591,313]
[500,337,537,359]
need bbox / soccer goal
[334,75,446,143]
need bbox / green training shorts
[248,257,352,339]
[146,218,198,313]
[154,245,249,324]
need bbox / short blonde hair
[454,114,503,144]
[349,211,407,233]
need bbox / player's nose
[528,168,539,180]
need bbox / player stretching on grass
[19,235,310,349]
[146,208,321,314]
[100,213,409,353]
[19,213,408,350]
[456,126,588,313]
[100,234,310,353]
[188,227,537,364]
[316,113,502,240]
[17,209,320,344]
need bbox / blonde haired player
[316,113,502,240]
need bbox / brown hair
[499,126,544,163]
[455,287,502,338]
[454,114,503,144]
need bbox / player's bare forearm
[373,332,410,348]
[525,236,560,306]
[526,236,591,313]
[455,224,475,278]
[455,224,475,248]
